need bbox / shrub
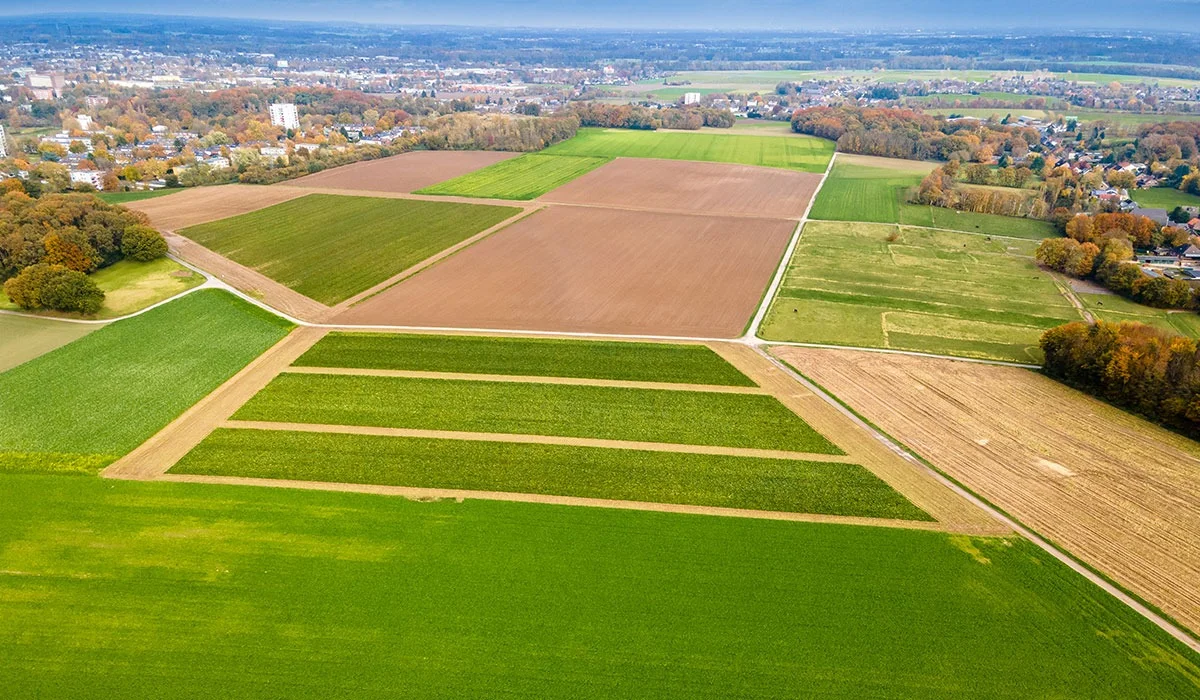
[121,225,168,262]
[3,263,105,314]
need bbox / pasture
[0,290,291,474]
[809,155,935,222]
[0,314,97,373]
[898,205,1059,239]
[280,150,519,194]
[541,127,834,172]
[3,474,1198,698]
[759,221,1081,362]
[180,193,520,304]
[1131,187,1200,210]
[96,189,180,204]
[1079,292,1200,338]
[415,154,610,200]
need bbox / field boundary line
[806,218,1052,242]
[283,366,769,393]
[156,472,965,533]
[0,271,218,326]
[763,339,1041,369]
[755,344,1200,654]
[215,420,857,463]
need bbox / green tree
[3,263,104,314]
[121,225,168,262]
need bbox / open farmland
[279,150,520,193]
[541,127,834,172]
[777,346,1200,636]
[898,205,1058,239]
[809,155,935,222]
[542,158,822,218]
[0,315,97,373]
[416,154,610,200]
[1080,292,1200,338]
[96,189,180,204]
[758,221,1081,363]
[179,193,520,305]
[334,206,794,337]
[1131,187,1200,210]
[124,183,309,231]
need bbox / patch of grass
[542,127,834,172]
[2,473,1199,698]
[759,221,1080,363]
[1,258,203,319]
[174,428,920,518]
[416,154,610,200]
[180,194,520,305]
[95,189,180,204]
[0,290,292,473]
[1131,187,1200,211]
[1079,292,1200,338]
[235,373,842,453]
[898,205,1060,239]
[810,157,934,222]
[294,332,755,385]
[0,314,96,373]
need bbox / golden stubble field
[775,345,1200,634]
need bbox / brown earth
[542,158,822,219]
[279,150,520,194]
[125,184,309,231]
[775,345,1200,634]
[333,205,795,337]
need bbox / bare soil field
[279,151,520,194]
[126,185,308,231]
[775,346,1200,634]
[541,158,822,219]
[333,206,795,337]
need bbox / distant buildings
[26,72,65,100]
[0,124,8,159]
[269,103,300,130]
[682,92,702,105]
[69,170,105,189]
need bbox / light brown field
[125,184,308,231]
[541,158,822,218]
[333,205,795,337]
[279,151,520,194]
[775,345,1200,634]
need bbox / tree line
[568,103,734,130]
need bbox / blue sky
[0,0,1196,30]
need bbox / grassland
[759,221,1081,362]
[294,333,756,385]
[541,127,834,172]
[234,373,842,453]
[174,428,920,518]
[1079,292,1200,338]
[415,154,611,200]
[0,290,292,474]
[0,314,96,373]
[0,258,204,318]
[898,205,1059,239]
[643,69,1200,91]
[3,473,1199,698]
[180,194,520,304]
[1131,187,1200,210]
[95,189,180,204]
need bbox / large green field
[1079,292,1200,338]
[295,332,756,385]
[416,154,610,200]
[180,194,520,304]
[3,474,1197,698]
[0,314,97,373]
[233,372,842,453]
[643,69,1200,91]
[759,221,1082,363]
[1131,187,1200,210]
[898,204,1059,239]
[541,127,834,172]
[173,428,921,518]
[0,290,292,474]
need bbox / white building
[69,170,105,189]
[269,103,300,130]
[0,124,8,159]
[682,92,702,105]
[77,114,94,131]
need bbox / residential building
[69,170,105,189]
[26,72,65,100]
[682,92,702,105]
[77,114,94,131]
[269,102,300,130]
[0,124,7,159]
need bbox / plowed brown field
[775,345,1200,634]
[334,206,795,337]
[126,184,308,231]
[543,158,822,219]
[279,151,520,193]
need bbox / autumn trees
[3,263,104,315]
[568,103,734,131]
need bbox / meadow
[759,221,1081,363]
[542,127,834,172]
[180,194,520,304]
[0,290,292,474]
[96,189,180,204]
[233,373,842,453]
[0,314,96,373]
[173,428,919,518]
[1079,292,1200,338]
[3,474,1198,698]
[294,332,756,385]
[1131,187,1200,210]
[0,257,203,318]
[898,205,1059,239]
[415,154,611,200]
[644,69,1200,91]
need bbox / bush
[121,225,168,262]
[3,263,105,314]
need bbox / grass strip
[415,154,611,200]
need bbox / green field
[416,154,610,200]
[906,92,1069,109]
[180,194,520,304]
[898,205,1059,239]
[3,473,1198,698]
[234,373,842,453]
[1131,187,1200,210]
[541,127,834,172]
[759,221,1082,363]
[1079,292,1200,338]
[0,314,97,373]
[174,428,920,518]
[295,332,756,385]
[1,257,204,319]
[95,189,180,204]
[0,290,292,474]
[644,69,1200,91]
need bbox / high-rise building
[269,103,300,130]
[0,124,8,159]
[682,92,702,105]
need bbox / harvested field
[542,158,822,218]
[278,150,520,194]
[775,346,1200,635]
[123,184,308,231]
[335,206,794,337]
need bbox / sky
[0,0,1197,31]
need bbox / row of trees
[569,103,734,130]
[912,163,1040,217]
[1038,236,1196,309]
[1041,321,1200,439]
